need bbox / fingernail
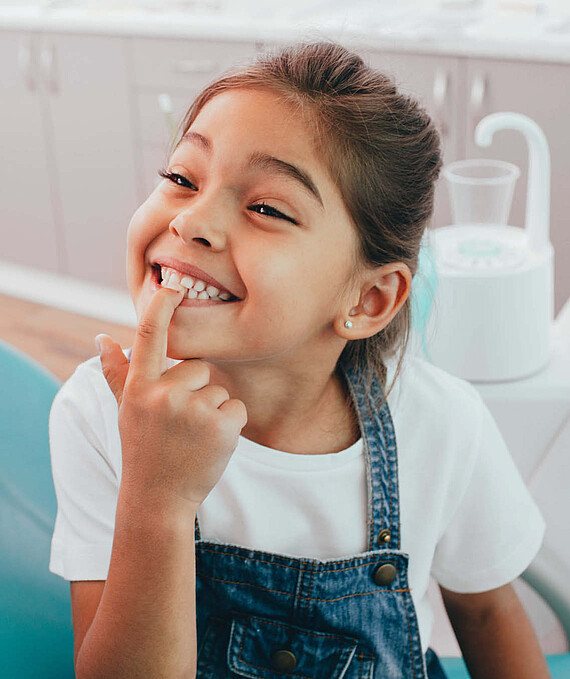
[95,334,107,354]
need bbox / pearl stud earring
[344,320,353,329]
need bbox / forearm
[75,485,199,679]
[452,594,550,679]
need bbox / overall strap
[337,356,401,552]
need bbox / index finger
[128,285,185,381]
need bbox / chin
[165,335,204,361]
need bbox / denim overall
[193,354,448,678]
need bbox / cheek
[125,201,162,293]
[127,199,165,261]
[127,202,154,247]
[240,246,293,301]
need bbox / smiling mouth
[151,264,240,302]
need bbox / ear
[336,263,412,340]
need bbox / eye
[157,169,197,191]
[248,203,297,225]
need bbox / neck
[203,354,360,455]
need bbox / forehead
[180,88,321,168]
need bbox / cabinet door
[130,37,259,200]
[0,31,59,273]
[463,58,570,317]
[354,50,466,231]
[43,33,139,291]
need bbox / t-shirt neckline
[235,434,363,471]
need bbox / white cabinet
[46,33,139,290]
[0,31,60,273]
[0,30,139,291]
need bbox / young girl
[48,42,549,678]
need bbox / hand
[96,285,248,509]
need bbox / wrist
[118,479,201,526]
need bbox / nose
[168,191,230,250]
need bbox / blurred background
[2,0,570,378]
[1,0,569,670]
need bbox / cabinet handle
[469,71,486,131]
[157,93,177,144]
[432,68,448,138]
[172,58,217,74]
[40,41,58,94]
[18,35,35,91]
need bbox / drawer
[130,37,259,90]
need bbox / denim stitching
[383,398,402,551]
[358,366,384,551]
[339,361,375,553]
[196,573,410,600]
[197,546,407,572]
[356,364,378,552]
[291,560,305,620]
[375,367,399,550]
[404,595,419,679]
[403,585,427,678]
[239,613,361,640]
[306,559,316,613]
[370,366,398,551]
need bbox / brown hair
[166,41,442,409]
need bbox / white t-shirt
[48,349,545,655]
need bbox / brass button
[373,562,397,586]
[377,529,391,545]
[271,649,297,673]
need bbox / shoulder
[50,349,131,442]
[388,354,490,494]
[391,354,485,428]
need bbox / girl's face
[126,87,361,364]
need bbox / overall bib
[193,355,449,678]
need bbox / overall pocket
[227,613,362,679]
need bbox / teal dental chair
[1,328,569,679]
[0,338,74,678]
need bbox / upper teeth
[160,266,232,301]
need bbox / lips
[151,255,240,299]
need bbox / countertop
[1,2,570,64]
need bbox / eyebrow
[178,131,211,153]
[176,132,324,208]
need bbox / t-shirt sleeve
[49,361,119,581]
[430,391,546,593]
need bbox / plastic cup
[443,159,520,225]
